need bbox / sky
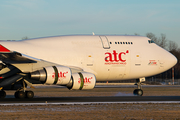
[0,0,180,46]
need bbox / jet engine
[66,72,96,90]
[30,66,72,85]
[30,66,96,90]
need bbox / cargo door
[108,66,126,80]
[99,36,110,49]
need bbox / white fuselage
[0,35,177,81]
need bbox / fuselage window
[148,40,155,44]
[113,41,133,45]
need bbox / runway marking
[1,101,180,106]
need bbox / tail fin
[0,45,10,52]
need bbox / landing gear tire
[14,91,18,98]
[15,91,34,99]
[25,91,34,99]
[133,89,143,96]
[14,91,25,99]
[0,90,6,98]
[133,89,137,95]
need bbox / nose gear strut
[133,77,145,96]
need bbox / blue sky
[0,0,180,47]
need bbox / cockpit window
[148,40,155,44]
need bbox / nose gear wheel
[133,89,143,96]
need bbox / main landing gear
[133,77,145,96]
[0,90,6,98]
[14,90,34,99]
[0,89,34,99]
[14,79,34,99]
[0,79,35,99]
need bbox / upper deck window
[148,40,155,44]
[111,41,133,45]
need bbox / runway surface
[1,96,180,104]
[1,85,180,105]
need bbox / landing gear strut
[133,77,145,96]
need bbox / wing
[0,52,38,63]
[0,45,37,63]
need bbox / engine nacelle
[67,72,96,90]
[30,66,72,85]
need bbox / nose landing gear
[133,89,143,96]
[133,77,145,96]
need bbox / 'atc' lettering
[105,50,129,62]
[52,71,68,78]
[78,77,92,84]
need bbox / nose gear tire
[133,89,143,96]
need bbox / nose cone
[164,52,177,70]
[171,54,178,66]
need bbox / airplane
[0,35,177,99]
